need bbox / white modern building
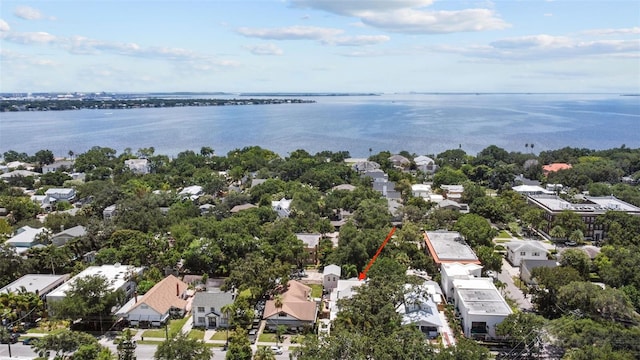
[452,278,512,339]
[46,264,144,310]
[440,262,483,299]
[0,274,70,298]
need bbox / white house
[322,264,341,291]
[411,184,431,199]
[124,159,150,175]
[103,204,117,220]
[6,226,47,254]
[192,289,235,329]
[42,160,74,174]
[117,275,189,327]
[44,188,76,202]
[327,279,363,321]
[179,185,204,201]
[452,278,512,340]
[440,184,464,202]
[414,156,438,174]
[271,198,292,218]
[398,283,443,338]
[440,262,483,299]
[505,241,549,266]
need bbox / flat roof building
[452,278,512,339]
[0,274,70,297]
[424,231,480,265]
[528,195,640,241]
[47,264,144,308]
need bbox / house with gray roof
[192,289,235,328]
[520,260,558,285]
[50,225,86,247]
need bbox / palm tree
[549,225,566,242]
[220,303,234,348]
[569,229,585,245]
[254,346,276,360]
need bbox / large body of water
[1,93,639,158]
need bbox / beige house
[117,275,189,327]
[263,280,318,332]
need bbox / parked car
[270,346,283,355]
[248,329,257,344]
[22,337,38,345]
[564,241,577,246]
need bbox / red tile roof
[542,163,572,175]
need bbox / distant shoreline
[0,98,315,112]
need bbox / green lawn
[309,284,323,298]
[259,333,277,342]
[189,329,205,340]
[497,230,512,239]
[141,317,189,338]
[210,331,229,341]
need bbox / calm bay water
[1,93,639,158]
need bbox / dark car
[22,337,38,345]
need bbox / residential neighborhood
[1,144,639,360]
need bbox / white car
[270,346,283,355]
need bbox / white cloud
[436,34,640,60]
[14,6,55,21]
[289,0,509,34]
[3,31,57,44]
[544,13,553,17]
[236,25,343,40]
[322,35,390,46]
[290,0,434,16]
[580,27,640,37]
[243,43,284,55]
[490,34,571,49]
[360,8,509,34]
[0,19,10,32]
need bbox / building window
[198,317,205,324]
[210,307,215,313]
[197,307,205,313]
[471,322,487,334]
[278,312,287,317]
[532,252,540,256]
[141,304,148,309]
[520,251,526,256]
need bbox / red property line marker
[358,226,397,281]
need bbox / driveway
[498,258,532,311]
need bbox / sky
[1,0,639,93]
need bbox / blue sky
[1,0,638,93]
